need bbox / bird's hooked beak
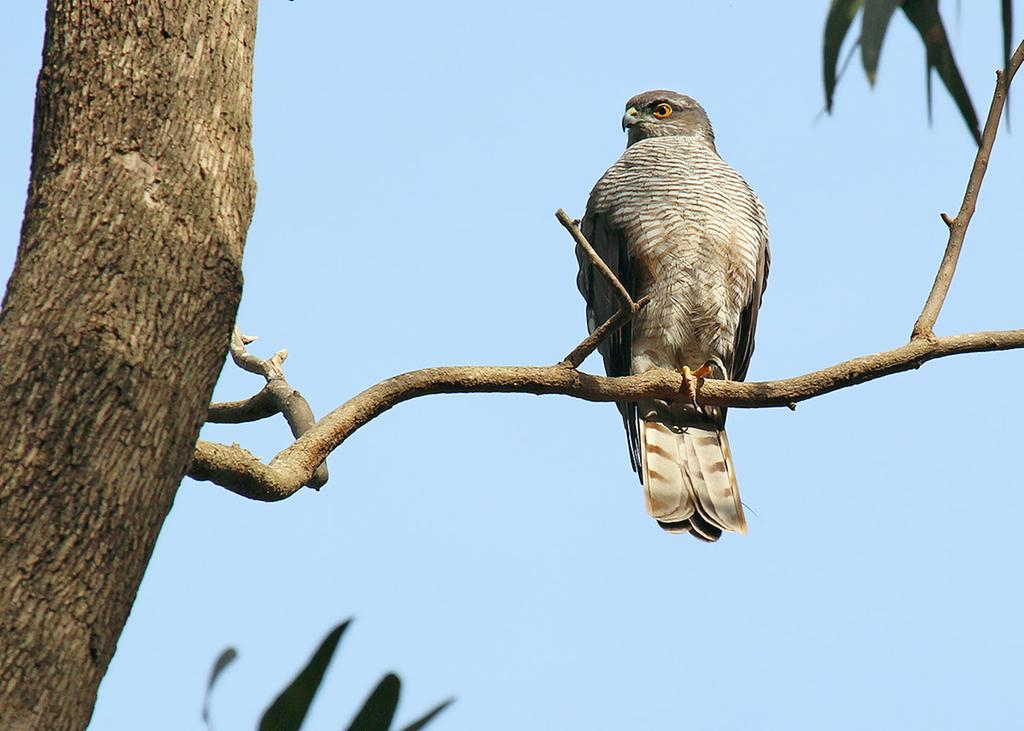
[621,107,639,132]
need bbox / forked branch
[199,329,328,490]
[555,208,651,368]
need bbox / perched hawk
[576,90,770,541]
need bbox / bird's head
[621,90,715,149]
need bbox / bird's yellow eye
[653,103,673,119]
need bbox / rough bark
[0,2,257,728]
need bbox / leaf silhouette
[258,620,351,731]
[861,0,900,83]
[901,0,981,143]
[398,698,455,731]
[345,673,401,731]
[202,647,238,730]
[824,0,865,110]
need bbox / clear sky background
[2,2,1023,729]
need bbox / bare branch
[554,210,652,367]
[229,328,287,379]
[189,440,293,501]
[201,328,328,489]
[188,328,1024,501]
[912,38,1024,340]
[556,208,634,309]
[207,385,279,423]
[561,294,651,368]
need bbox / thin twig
[562,294,651,368]
[912,38,1024,340]
[556,208,634,309]
[554,208,648,368]
[207,385,279,423]
[188,328,1024,501]
[229,328,287,379]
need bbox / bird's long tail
[639,417,747,542]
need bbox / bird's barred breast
[590,137,765,374]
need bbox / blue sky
[2,2,1022,729]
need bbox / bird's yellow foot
[680,364,712,408]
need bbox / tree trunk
[0,2,257,727]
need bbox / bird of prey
[576,90,769,541]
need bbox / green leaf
[258,620,352,731]
[1002,0,1013,126]
[202,647,238,729]
[900,0,982,144]
[824,0,866,111]
[398,698,455,731]
[1002,0,1014,73]
[860,0,900,84]
[345,673,401,731]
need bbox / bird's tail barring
[639,418,747,542]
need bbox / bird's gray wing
[730,225,770,383]
[576,211,641,473]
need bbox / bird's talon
[681,366,699,408]
[691,364,712,379]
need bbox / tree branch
[561,294,651,368]
[188,328,1024,501]
[200,329,328,489]
[207,385,279,423]
[189,40,1024,503]
[912,38,1024,339]
[556,208,634,309]
[553,210,651,367]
